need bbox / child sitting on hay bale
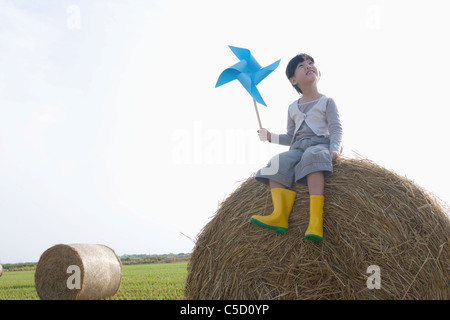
[252,53,343,242]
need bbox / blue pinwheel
[215,45,280,128]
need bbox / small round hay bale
[35,244,122,300]
[185,158,450,300]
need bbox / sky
[1,0,449,263]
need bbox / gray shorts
[255,136,333,188]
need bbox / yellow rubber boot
[304,195,325,242]
[250,188,296,234]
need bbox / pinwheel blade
[236,73,267,106]
[228,46,261,73]
[215,60,248,87]
[252,59,281,86]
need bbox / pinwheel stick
[253,99,262,129]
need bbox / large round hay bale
[0,264,3,277]
[35,244,122,300]
[185,158,450,299]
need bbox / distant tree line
[120,253,191,265]
[2,253,191,271]
[1,262,37,272]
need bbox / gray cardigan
[271,96,343,152]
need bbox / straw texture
[35,244,122,300]
[185,158,450,299]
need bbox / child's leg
[252,150,301,233]
[306,171,324,195]
[305,171,325,242]
[269,179,286,189]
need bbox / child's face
[289,59,320,91]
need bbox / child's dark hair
[285,53,315,94]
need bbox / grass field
[0,262,188,300]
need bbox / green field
[0,262,188,300]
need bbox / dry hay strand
[35,243,122,300]
[185,158,450,300]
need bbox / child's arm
[326,98,343,157]
[258,111,294,145]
